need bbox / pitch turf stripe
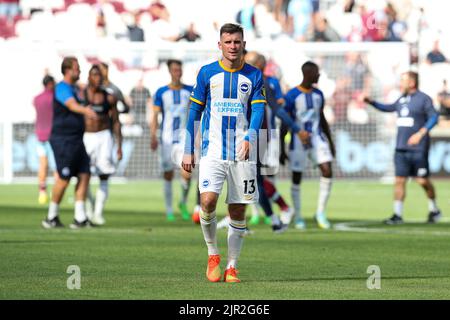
[333,218,450,237]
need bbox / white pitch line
[0,228,150,235]
[333,218,450,237]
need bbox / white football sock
[94,180,108,218]
[200,209,219,255]
[227,219,246,269]
[180,178,191,204]
[394,200,403,217]
[428,199,438,212]
[86,187,95,219]
[164,179,173,214]
[74,200,87,223]
[47,202,59,220]
[291,184,302,220]
[317,177,332,214]
[250,203,259,217]
[271,214,281,226]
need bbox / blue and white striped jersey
[154,84,193,145]
[190,60,266,160]
[284,86,325,150]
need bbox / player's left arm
[108,94,123,161]
[407,96,439,146]
[319,97,336,157]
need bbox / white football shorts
[198,157,258,204]
[83,129,116,175]
[289,134,333,172]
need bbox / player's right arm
[182,67,207,172]
[150,89,162,151]
[55,84,98,120]
[284,89,310,145]
[363,96,397,112]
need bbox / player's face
[70,61,80,83]
[47,81,55,91]
[89,69,103,88]
[400,73,413,94]
[169,63,182,82]
[219,32,245,65]
[311,67,320,84]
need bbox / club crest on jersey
[239,82,250,94]
[61,167,71,177]
[417,168,428,177]
[202,179,210,188]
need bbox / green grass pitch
[0,179,449,299]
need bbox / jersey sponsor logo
[239,82,250,94]
[213,101,244,114]
[396,117,414,127]
[400,107,409,117]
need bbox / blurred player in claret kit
[182,23,265,283]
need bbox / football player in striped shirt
[283,61,335,230]
[150,59,193,222]
[182,23,265,283]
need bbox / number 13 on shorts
[243,179,256,195]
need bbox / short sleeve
[284,90,295,114]
[190,67,207,106]
[271,78,284,103]
[153,88,163,109]
[55,83,74,106]
[250,70,267,105]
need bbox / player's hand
[84,106,99,120]
[362,96,373,105]
[279,151,289,165]
[237,140,250,160]
[181,153,195,173]
[117,147,123,161]
[150,135,158,151]
[297,130,311,146]
[407,131,424,146]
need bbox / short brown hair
[220,23,244,37]
[61,56,78,75]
